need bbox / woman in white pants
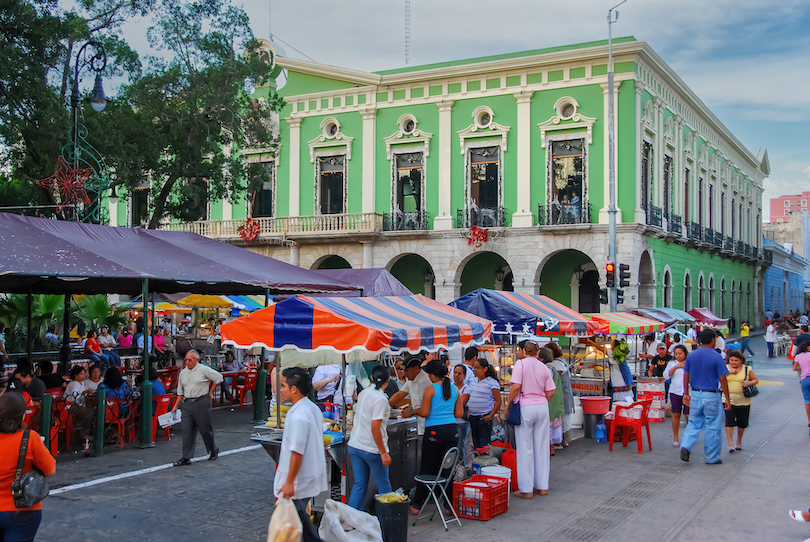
[504,341,556,499]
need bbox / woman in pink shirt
[792,340,810,435]
[503,340,555,499]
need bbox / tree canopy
[1,0,282,227]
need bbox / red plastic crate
[452,475,509,521]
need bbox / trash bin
[583,413,601,439]
[375,498,409,542]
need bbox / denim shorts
[802,377,810,404]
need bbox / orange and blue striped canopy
[220,294,492,354]
[584,312,665,335]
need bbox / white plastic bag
[267,498,302,542]
[318,498,383,542]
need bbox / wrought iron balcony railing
[687,221,702,240]
[703,227,714,244]
[763,249,773,264]
[736,240,745,255]
[383,211,428,231]
[667,213,682,234]
[714,231,724,248]
[456,206,507,228]
[646,205,663,228]
[724,236,734,252]
[537,203,592,226]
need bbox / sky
[116,0,810,221]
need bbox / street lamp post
[607,0,627,312]
[69,40,108,221]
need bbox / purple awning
[315,268,414,297]
[0,213,358,295]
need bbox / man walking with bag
[276,367,326,542]
[679,329,731,465]
[171,350,223,466]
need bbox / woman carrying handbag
[725,350,758,453]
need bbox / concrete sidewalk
[36,334,810,542]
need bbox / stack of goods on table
[637,380,666,423]
[265,405,344,442]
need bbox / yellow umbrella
[175,294,234,310]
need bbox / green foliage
[0,294,66,352]
[73,294,128,332]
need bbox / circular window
[404,119,415,133]
[479,112,491,127]
[561,103,575,119]
[327,123,338,137]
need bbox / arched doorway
[538,250,598,312]
[663,270,672,308]
[388,254,435,298]
[699,274,705,307]
[709,276,715,313]
[638,251,655,307]
[683,272,692,310]
[313,255,352,270]
[458,252,512,296]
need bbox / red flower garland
[238,217,260,241]
[467,225,488,247]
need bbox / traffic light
[618,263,631,288]
[616,289,625,304]
[599,288,609,304]
[605,263,615,288]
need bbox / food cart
[220,294,493,511]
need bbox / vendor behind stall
[313,363,357,411]
[388,356,431,435]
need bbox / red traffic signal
[606,263,615,288]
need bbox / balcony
[763,249,774,264]
[457,206,506,228]
[383,211,428,232]
[744,243,752,258]
[645,205,663,228]
[750,246,758,260]
[666,213,682,235]
[724,236,734,252]
[687,221,702,241]
[158,213,384,240]
[714,231,724,248]
[736,240,745,255]
[703,227,714,244]
[537,203,592,226]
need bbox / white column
[654,99,664,211]
[108,198,118,226]
[222,199,232,221]
[570,274,580,313]
[289,243,300,267]
[598,81,620,225]
[361,108,376,213]
[434,100,455,230]
[512,91,534,227]
[633,81,645,223]
[362,242,373,268]
[287,117,302,216]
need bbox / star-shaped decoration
[521,323,532,335]
[504,322,514,334]
[37,156,92,210]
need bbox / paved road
[36,335,810,542]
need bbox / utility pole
[404,0,411,65]
[607,0,626,312]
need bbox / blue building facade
[763,238,806,315]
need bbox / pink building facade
[771,191,810,223]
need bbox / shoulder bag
[742,366,759,398]
[11,430,49,509]
[506,360,522,425]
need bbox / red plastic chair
[104,398,134,448]
[608,398,653,454]
[232,371,257,407]
[151,394,173,442]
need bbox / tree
[0,294,66,352]
[87,0,283,228]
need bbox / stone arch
[638,251,655,306]
[662,264,673,308]
[455,251,512,297]
[535,249,599,312]
[311,254,352,270]
[683,268,692,311]
[698,271,706,308]
[708,273,715,313]
[386,253,435,298]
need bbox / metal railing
[750,246,758,260]
[736,240,745,255]
[763,249,773,264]
[703,227,714,244]
[456,206,507,228]
[383,211,428,231]
[646,205,663,228]
[724,236,734,252]
[537,203,592,226]
[667,213,682,234]
[714,231,724,248]
[158,213,384,239]
[744,243,751,258]
[687,221,702,240]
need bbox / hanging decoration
[467,225,488,247]
[37,156,92,212]
[237,217,261,241]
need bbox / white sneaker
[672,441,679,447]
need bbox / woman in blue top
[460,358,502,448]
[410,360,461,515]
[99,367,131,418]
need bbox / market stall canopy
[176,294,234,309]
[0,213,359,295]
[688,307,729,327]
[449,288,600,336]
[316,268,413,297]
[584,312,665,334]
[627,307,696,326]
[222,295,266,311]
[220,294,492,355]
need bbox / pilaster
[434,99,455,230]
[286,116,302,216]
[512,91,534,227]
[360,108,376,214]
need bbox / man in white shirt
[686,325,698,344]
[275,367,328,542]
[388,356,431,435]
[462,346,478,386]
[765,320,777,358]
[171,349,224,466]
[312,363,355,409]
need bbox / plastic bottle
[594,419,607,443]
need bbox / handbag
[11,430,49,509]
[506,360,522,425]
[742,366,759,398]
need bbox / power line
[404,0,411,65]
[271,34,316,63]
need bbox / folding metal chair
[413,446,462,531]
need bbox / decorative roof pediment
[383,129,433,160]
[308,117,354,162]
[457,122,510,153]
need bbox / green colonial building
[129,37,769,325]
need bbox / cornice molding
[277,56,381,86]
[537,112,596,147]
[457,122,511,153]
[383,128,433,160]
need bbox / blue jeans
[740,337,754,356]
[0,510,43,542]
[457,421,469,465]
[104,349,122,366]
[767,341,774,358]
[680,391,725,463]
[348,446,392,510]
